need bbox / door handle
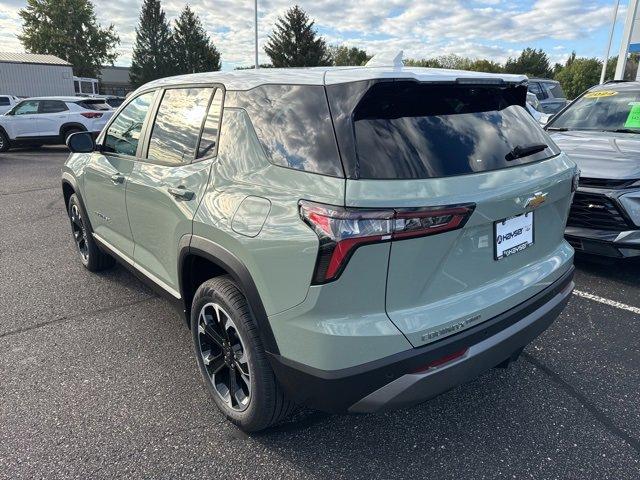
[167,186,195,200]
[110,173,125,184]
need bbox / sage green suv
[61,65,578,432]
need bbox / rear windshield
[76,99,111,111]
[347,81,558,179]
[548,89,640,132]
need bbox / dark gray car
[547,81,640,257]
[529,78,568,114]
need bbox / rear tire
[0,130,10,152]
[191,276,295,432]
[63,127,83,145]
[67,194,114,271]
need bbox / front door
[83,90,157,259]
[126,86,223,294]
[7,100,41,138]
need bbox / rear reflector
[80,112,103,119]
[299,200,475,284]
[411,348,469,374]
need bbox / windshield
[549,89,640,131]
[547,82,565,99]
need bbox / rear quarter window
[225,85,343,177]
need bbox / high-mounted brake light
[299,200,475,284]
[80,112,103,119]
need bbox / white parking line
[573,290,640,315]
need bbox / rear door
[37,100,69,137]
[330,80,575,347]
[125,86,223,294]
[83,90,157,258]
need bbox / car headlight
[618,191,640,226]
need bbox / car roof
[142,65,528,92]
[529,78,559,83]
[21,96,84,102]
[592,81,640,92]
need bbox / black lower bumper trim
[268,266,575,413]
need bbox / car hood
[549,130,640,180]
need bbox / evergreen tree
[171,5,221,74]
[330,45,371,66]
[503,48,552,78]
[130,0,173,87]
[18,0,119,77]
[264,5,331,67]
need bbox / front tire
[0,130,10,152]
[191,277,294,432]
[67,194,114,271]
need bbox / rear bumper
[566,226,640,258]
[268,265,574,413]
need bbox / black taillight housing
[299,200,475,284]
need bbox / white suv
[0,96,114,152]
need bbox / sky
[0,0,632,71]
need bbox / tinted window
[39,100,68,113]
[13,101,39,115]
[76,99,111,111]
[549,89,639,131]
[74,81,80,93]
[226,85,343,177]
[344,81,558,179]
[197,89,223,158]
[0,97,9,106]
[81,81,94,94]
[147,87,212,165]
[106,98,124,108]
[104,91,155,156]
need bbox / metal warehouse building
[0,52,75,97]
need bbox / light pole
[615,0,640,79]
[254,0,259,69]
[600,0,620,84]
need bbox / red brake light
[80,112,103,119]
[299,200,475,284]
[411,348,469,374]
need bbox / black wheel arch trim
[61,173,94,233]
[59,122,87,137]
[179,234,280,355]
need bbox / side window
[13,101,39,115]
[103,91,155,156]
[147,87,212,165]
[39,100,68,113]
[197,88,224,159]
[0,97,9,106]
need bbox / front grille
[567,192,631,231]
[579,177,636,189]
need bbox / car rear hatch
[326,79,576,347]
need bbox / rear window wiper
[505,143,548,161]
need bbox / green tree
[554,57,601,99]
[18,0,119,77]
[468,59,503,73]
[330,45,371,66]
[264,5,331,67]
[503,48,552,77]
[130,0,173,87]
[171,5,221,74]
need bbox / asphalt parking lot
[1,147,639,480]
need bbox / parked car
[0,96,113,152]
[528,78,568,114]
[61,66,577,431]
[76,94,125,109]
[526,91,543,122]
[0,94,19,115]
[547,81,640,258]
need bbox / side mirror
[66,131,95,153]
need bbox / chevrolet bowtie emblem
[525,192,547,210]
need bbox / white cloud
[0,0,623,69]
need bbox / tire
[0,130,10,152]
[191,276,294,432]
[67,193,115,271]
[63,127,82,144]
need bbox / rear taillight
[80,112,103,119]
[299,200,475,284]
